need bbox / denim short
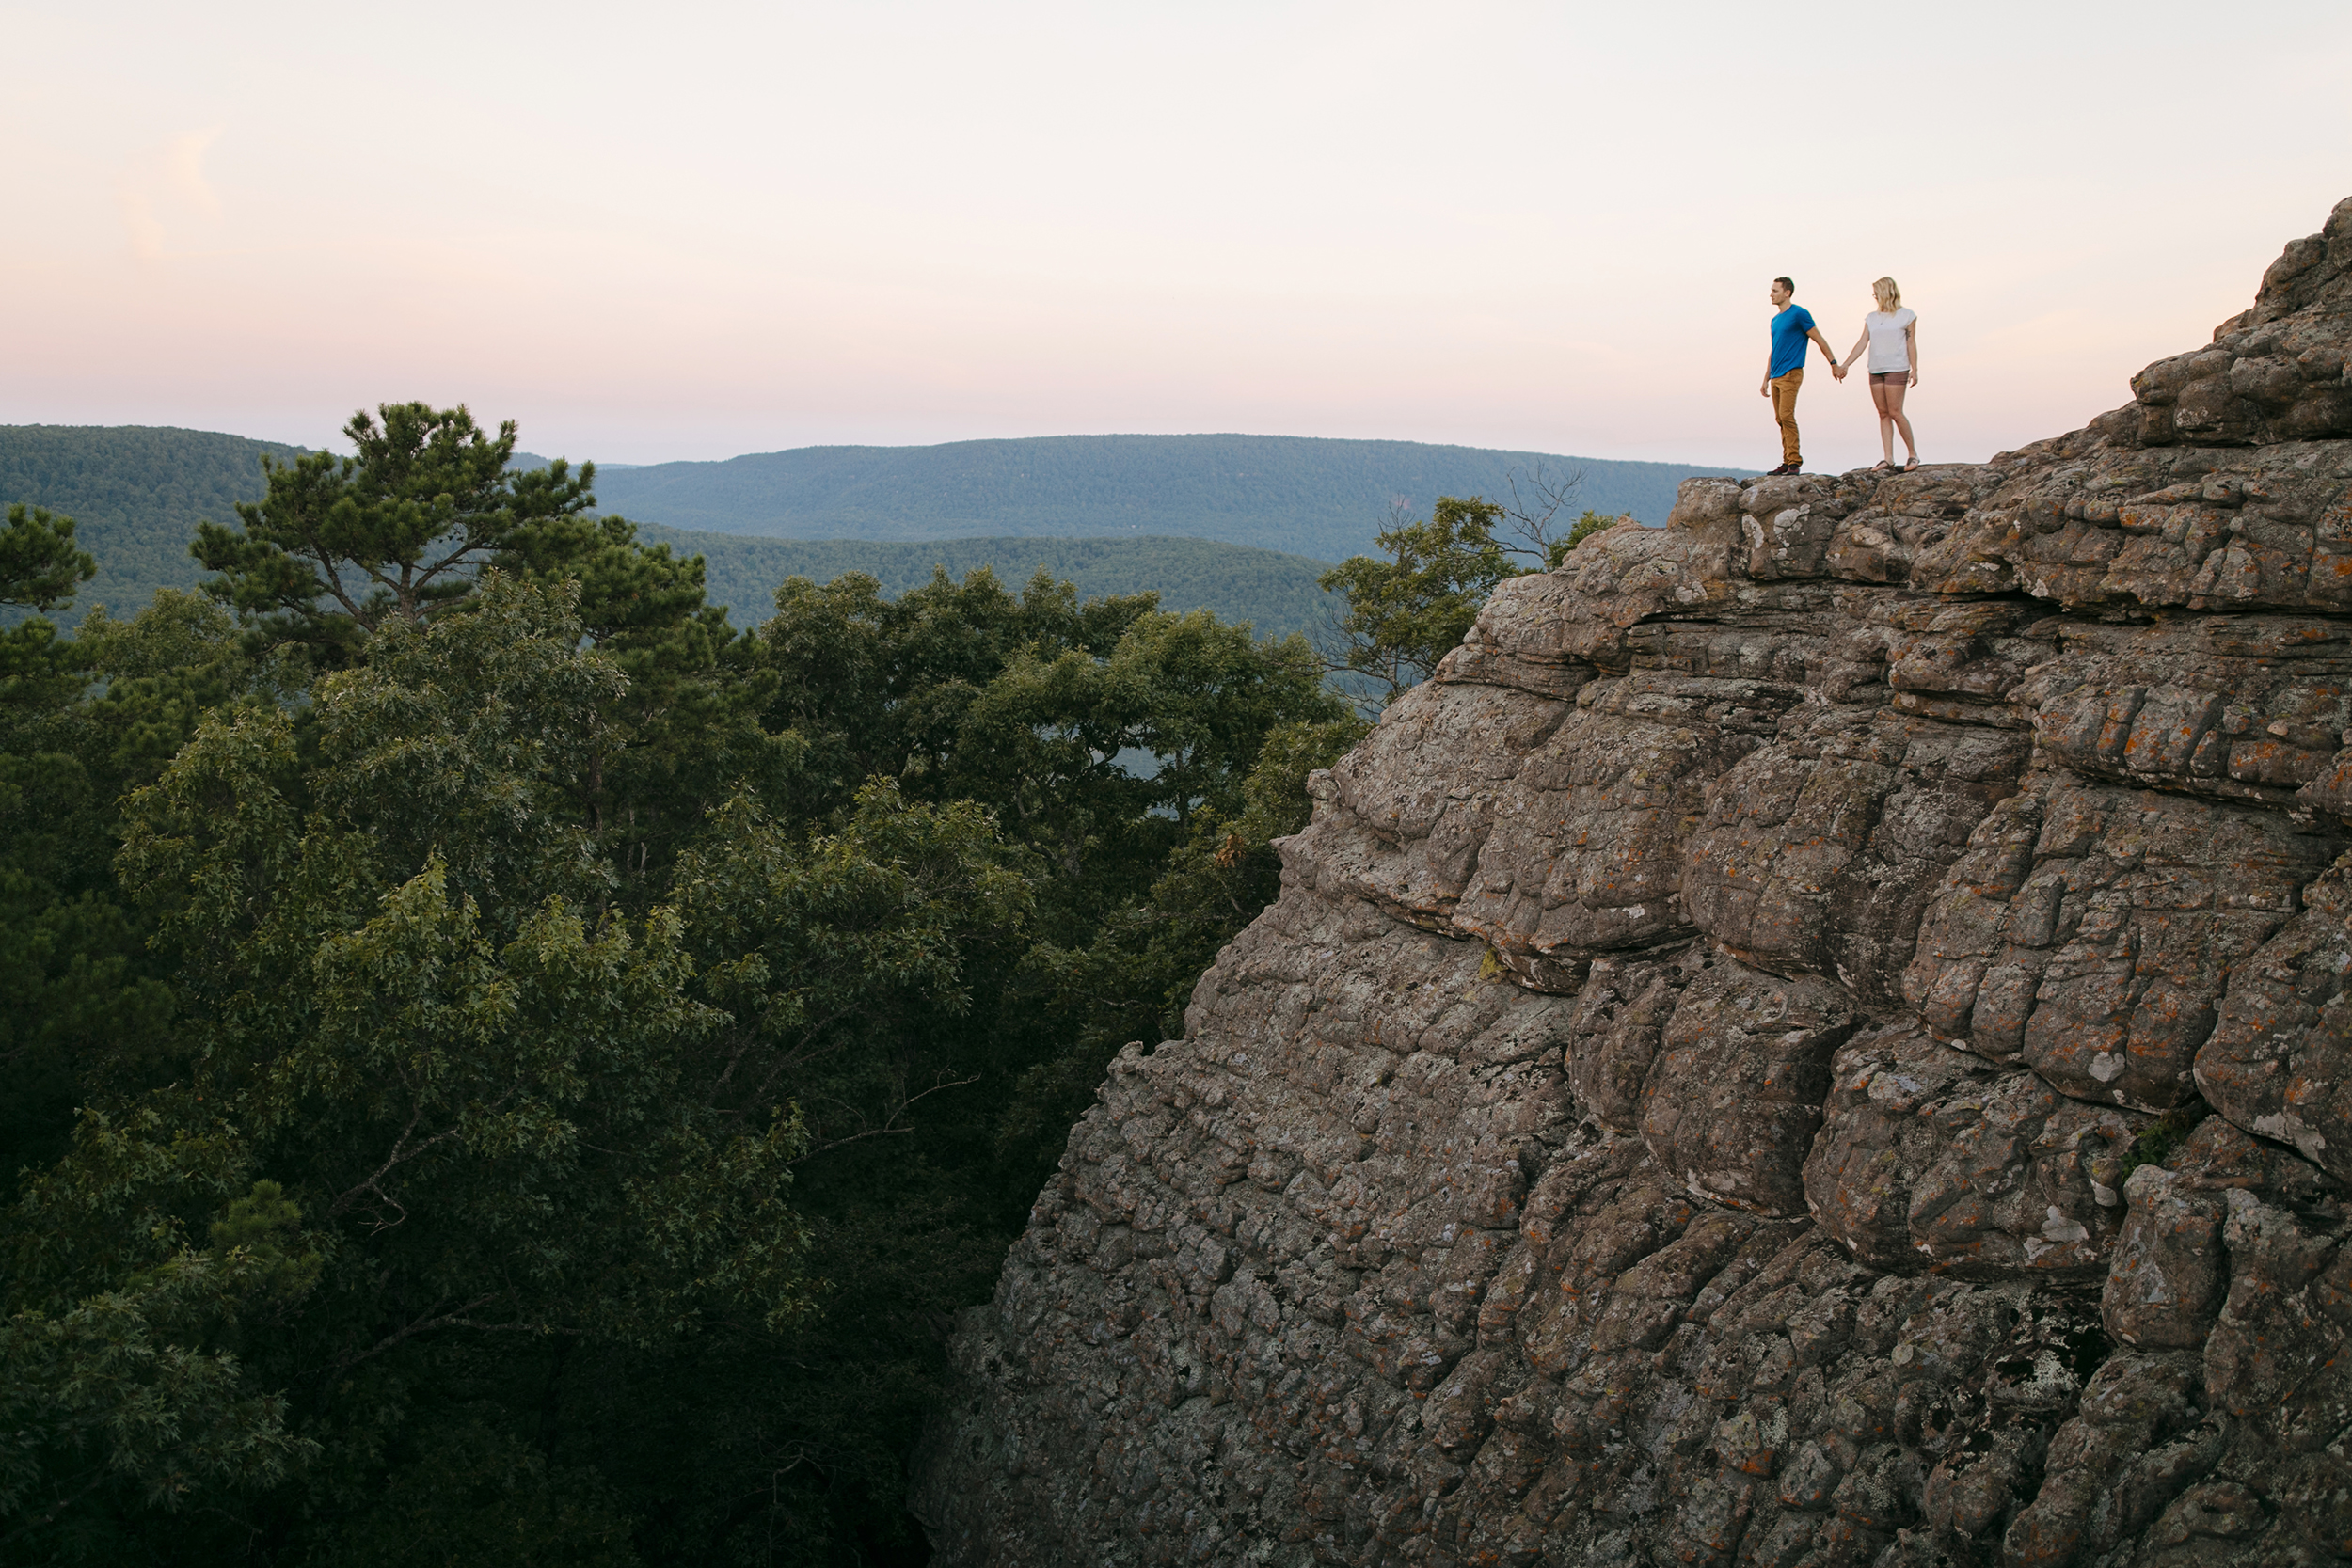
[1869,371,1909,386]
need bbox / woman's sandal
[1902,458,1920,471]
[1871,460,1894,471]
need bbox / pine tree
[191,403,597,657]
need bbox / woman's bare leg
[1883,377,1918,464]
[1869,378,1896,463]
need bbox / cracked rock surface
[914,198,2352,1565]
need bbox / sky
[3,0,2349,474]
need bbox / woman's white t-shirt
[1865,308,1916,373]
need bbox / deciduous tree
[1315,495,1522,708]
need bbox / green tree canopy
[0,505,96,613]
[1315,495,1521,707]
[1311,496,1631,712]
[756,563,1344,930]
[1563,507,1623,553]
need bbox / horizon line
[0,419,1760,476]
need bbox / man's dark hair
[1774,276,1795,293]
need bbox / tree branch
[326,1104,470,1227]
[793,1073,980,1160]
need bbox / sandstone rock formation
[914,197,2352,1565]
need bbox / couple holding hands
[1759,276,1919,476]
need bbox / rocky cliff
[914,198,2352,1566]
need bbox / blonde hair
[1873,277,1902,312]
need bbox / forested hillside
[1,426,1708,636]
[4,429,1334,637]
[0,425,307,623]
[643,526,1335,641]
[589,434,1738,560]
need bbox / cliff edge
[915,197,2352,1567]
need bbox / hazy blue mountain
[589,435,1742,562]
[4,425,1719,635]
[510,453,638,471]
[0,426,1340,640]
[640,526,1336,643]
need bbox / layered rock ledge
[914,198,2352,1566]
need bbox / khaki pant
[1770,369,1804,467]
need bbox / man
[1759,277,1843,476]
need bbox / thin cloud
[116,187,167,261]
[166,128,223,220]
[116,126,224,261]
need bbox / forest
[0,426,310,630]
[0,404,1586,1564]
[633,529,1338,645]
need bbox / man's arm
[1809,325,1845,380]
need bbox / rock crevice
[916,197,2352,1566]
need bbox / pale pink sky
[4,0,2348,474]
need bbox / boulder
[1903,771,2336,1110]
[1804,1022,2142,1278]
[2195,850,2352,1180]
[1640,954,1857,1215]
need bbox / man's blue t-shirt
[1769,305,1816,379]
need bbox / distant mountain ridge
[0,425,1341,637]
[1,425,1742,633]
[587,434,1747,562]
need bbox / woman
[1836,277,1919,470]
